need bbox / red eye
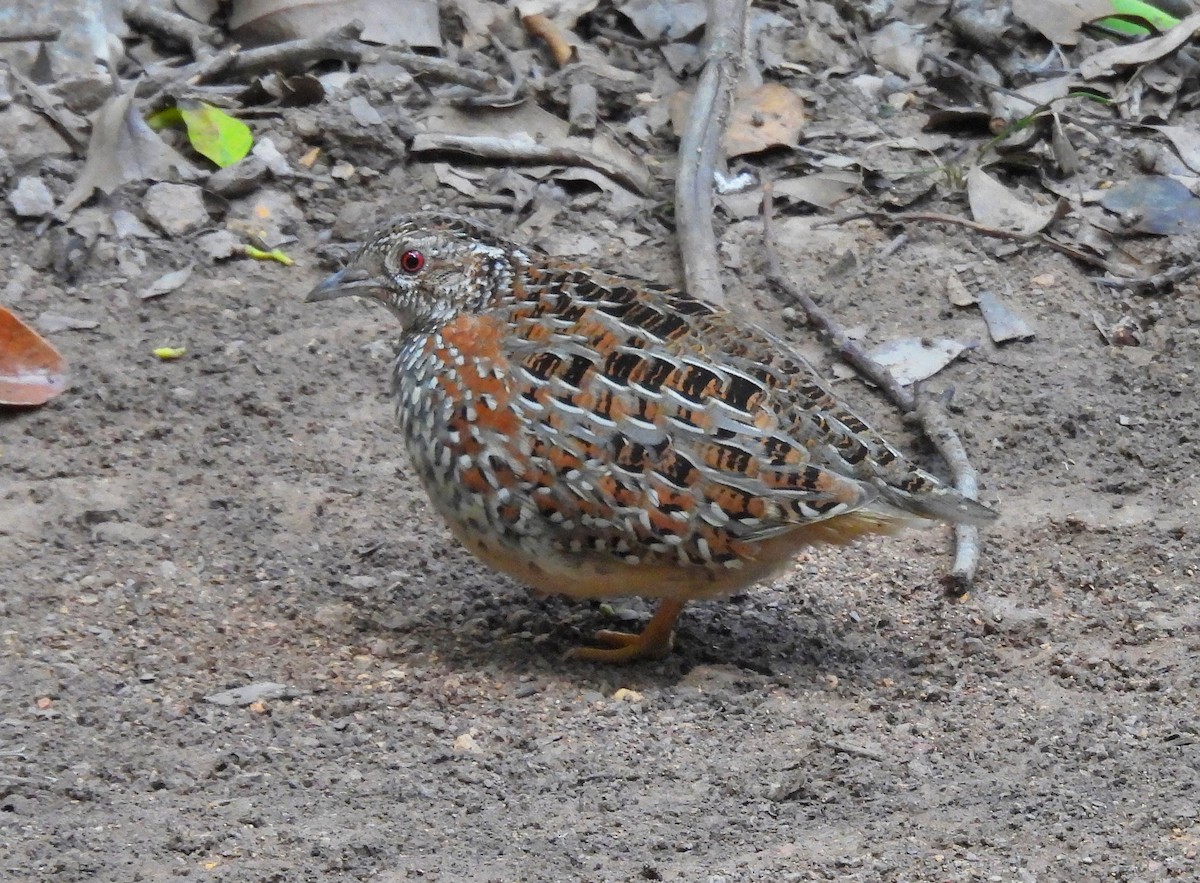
[399,249,425,273]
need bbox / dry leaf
[867,338,967,386]
[945,275,978,307]
[772,171,860,209]
[726,84,806,157]
[618,0,706,40]
[0,305,68,406]
[141,265,195,300]
[1100,175,1200,234]
[58,87,197,220]
[966,167,1058,236]
[977,290,1036,343]
[1079,11,1200,79]
[1150,125,1200,174]
[1012,0,1110,45]
[867,21,924,80]
[672,84,806,158]
[229,0,441,47]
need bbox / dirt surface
[4,15,1200,883]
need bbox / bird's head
[306,212,521,333]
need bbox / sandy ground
[3,36,1200,883]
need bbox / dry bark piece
[522,13,575,66]
[568,82,598,136]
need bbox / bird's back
[387,239,994,599]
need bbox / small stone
[9,176,55,217]
[251,138,291,176]
[231,189,304,243]
[143,183,209,236]
[91,521,158,544]
[349,95,383,126]
[207,156,269,198]
[0,105,73,164]
[453,732,483,754]
[111,209,155,239]
[140,265,194,300]
[36,312,98,333]
[56,74,114,115]
[205,682,297,707]
[196,230,241,260]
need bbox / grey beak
[305,266,378,303]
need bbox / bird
[307,212,997,663]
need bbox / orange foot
[567,598,686,663]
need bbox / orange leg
[568,598,687,663]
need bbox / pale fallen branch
[761,186,988,593]
[674,0,750,307]
[410,132,652,195]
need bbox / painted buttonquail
[307,212,997,662]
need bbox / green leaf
[145,100,253,168]
[145,107,184,130]
[1094,0,1181,37]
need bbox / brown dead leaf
[727,84,806,157]
[672,84,806,158]
[0,305,68,406]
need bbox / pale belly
[438,505,801,602]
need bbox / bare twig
[828,208,1118,274]
[410,133,652,195]
[913,397,984,593]
[674,0,750,307]
[1088,258,1200,295]
[139,21,517,108]
[927,53,1120,139]
[123,0,220,60]
[388,51,513,97]
[0,26,60,43]
[817,740,888,763]
[761,186,988,592]
[192,22,516,102]
[878,232,909,261]
[198,21,366,82]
